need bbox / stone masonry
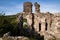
[23,2,32,14]
[34,2,40,13]
[16,2,60,40]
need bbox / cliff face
[16,2,60,40]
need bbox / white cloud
[5,12,16,15]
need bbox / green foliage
[0,11,5,16]
[23,24,28,29]
[23,18,28,28]
[23,19,27,22]
[0,15,17,37]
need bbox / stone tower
[23,2,32,14]
[34,2,40,13]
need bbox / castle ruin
[16,2,60,40]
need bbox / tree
[0,11,5,16]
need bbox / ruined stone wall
[44,14,60,40]
[16,2,60,40]
[34,2,40,13]
[23,2,32,14]
[16,2,52,35]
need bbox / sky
[0,0,60,15]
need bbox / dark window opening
[45,22,48,31]
[39,23,41,31]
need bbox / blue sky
[0,0,60,15]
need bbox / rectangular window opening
[45,22,48,31]
[39,23,41,31]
